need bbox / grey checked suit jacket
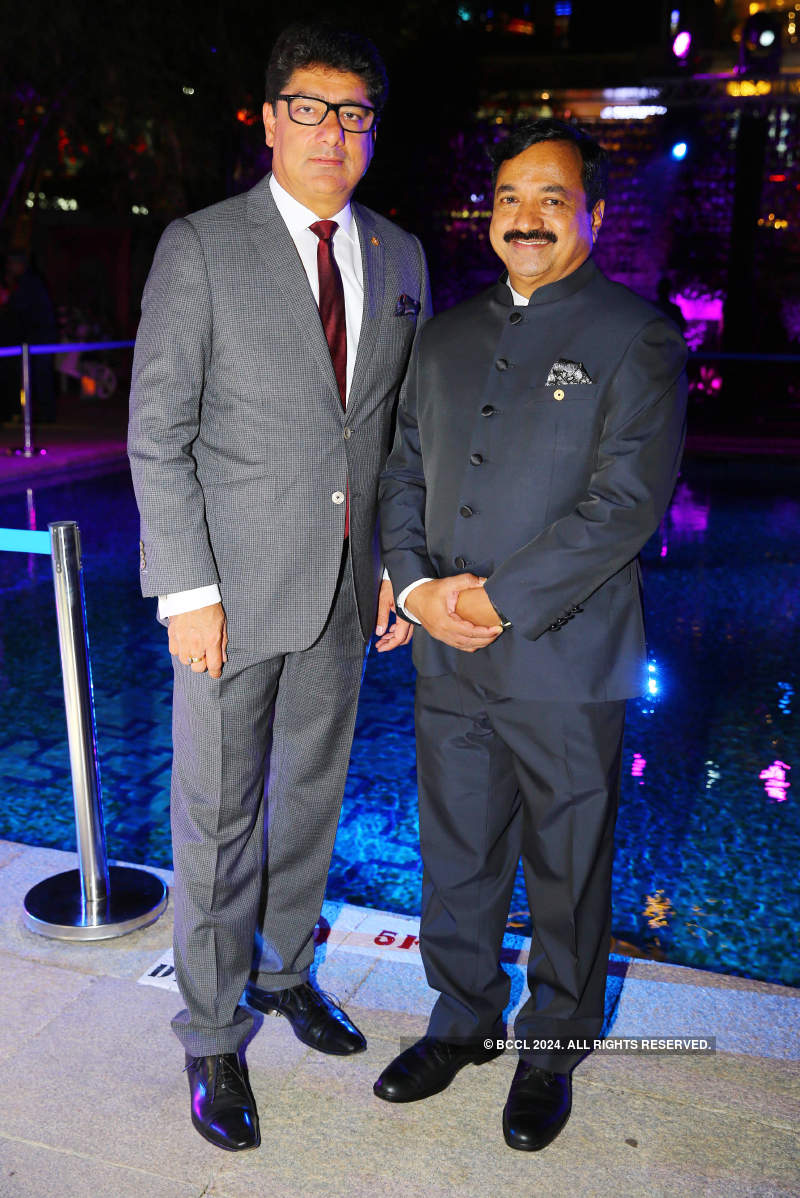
[128,174,431,658]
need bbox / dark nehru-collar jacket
[378,256,688,701]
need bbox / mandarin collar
[493,255,598,308]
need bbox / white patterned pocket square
[546,359,593,386]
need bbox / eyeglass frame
[276,93,378,134]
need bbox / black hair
[265,22,388,114]
[489,118,609,211]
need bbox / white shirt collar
[507,280,530,306]
[269,173,356,243]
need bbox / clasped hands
[167,577,497,673]
[404,574,503,652]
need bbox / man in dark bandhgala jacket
[375,119,687,1153]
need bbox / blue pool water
[0,458,797,987]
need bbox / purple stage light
[672,30,692,59]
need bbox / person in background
[0,251,58,423]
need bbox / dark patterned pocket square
[395,293,421,317]
[546,359,593,386]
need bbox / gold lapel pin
[371,235,380,246]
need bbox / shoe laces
[519,1062,561,1088]
[214,1054,244,1092]
[314,985,345,1012]
[185,1053,246,1102]
[297,983,348,1018]
[425,1037,466,1065]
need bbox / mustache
[503,229,557,244]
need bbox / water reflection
[631,753,646,784]
[668,480,710,539]
[759,760,791,803]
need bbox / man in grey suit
[128,23,430,1150]
[375,120,687,1151]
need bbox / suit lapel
[245,176,342,409]
[348,204,386,411]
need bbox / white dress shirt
[395,280,529,622]
[159,175,365,619]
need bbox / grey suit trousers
[169,548,367,1055]
[416,672,626,1072]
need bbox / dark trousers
[415,671,626,1071]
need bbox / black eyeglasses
[277,93,377,133]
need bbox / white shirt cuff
[158,584,221,620]
[395,577,433,624]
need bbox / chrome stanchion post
[23,521,167,939]
[20,342,34,459]
[50,520,109,904]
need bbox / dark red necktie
[310,220,347,406]
[310,219,349,535]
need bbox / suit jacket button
[495,358,509,371]
[459,505,474,518]
[509,311,522,325]
[454,556,467,569]
[343,427,352,440]
[332,491,345,504]
[554,388,565,401]
[470,453,483,465]
[481,404,495,416]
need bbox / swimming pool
[0,457,797,986]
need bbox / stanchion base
[23,865,168,941]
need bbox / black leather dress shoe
[502,1059,572,1151]
[245,982,366,1055]
[373,1035,504,1103]
[185,1052,260,1151]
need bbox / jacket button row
[343,427,352,440]
[454,556,467,569]
[470,453,483,465]
[481,404,495,416]
[495,358,509,371]
[459,505,474,518]
[509,311,523,325]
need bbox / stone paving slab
[0,955,95,1067]
[0,841,798,1198]
[0,1138,204,1198]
